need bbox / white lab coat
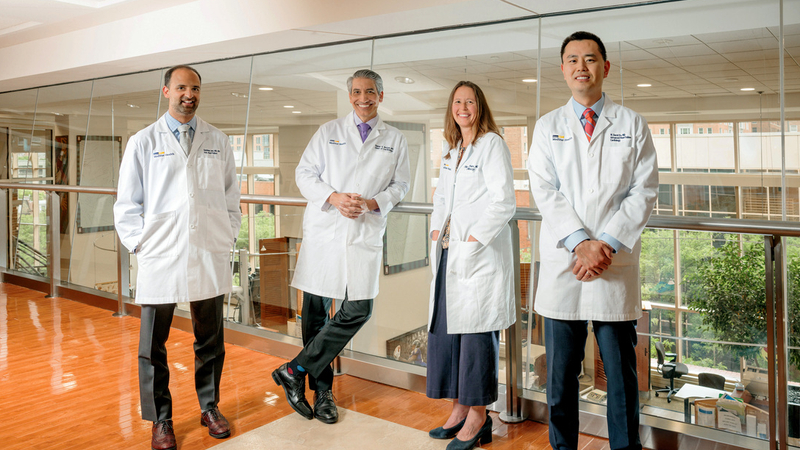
[291,113,410,301]
[528,97,658,321]
[114,114,242,304]
[429,132,516,334]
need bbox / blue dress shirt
[165,113,197,143]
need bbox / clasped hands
[573,239,614,282]
[328,192,376,219]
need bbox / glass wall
[1,0,799,446]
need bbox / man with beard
[114,64,241,450]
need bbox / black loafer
[272,363,313,420]
[313,390,339,424]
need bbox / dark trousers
[545,317,641,450]
[138,295,225,422]
[426,248,500,406]
[296,291,372,391]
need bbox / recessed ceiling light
[127,103,140,108]
[741,88,755,91]
[522,79,537,83]
[395,76,415,84]
[292,111,302,114]
[284,105,294,108]
[258,87,273,91]
[231,92,247,98]
[637,84,652,87]
[654,39,673,45]
[724,78,739,82]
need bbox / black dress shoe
[446,414,492,450]
[429,416,466,439]
[272,363,313,420]
[313,390,339,424]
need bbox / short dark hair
[164,65,202,87]
[560,31,607,63]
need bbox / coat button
[191,224,196,229]
[589,153,595,157]
[589,188,594,193]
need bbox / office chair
[698,372,726,390]
[654,340,689,403]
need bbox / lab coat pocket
[204,209,235,254]
[602,146,635,186]
[449,240,496,279]
[139,211,177,258]
[197,157,225,190]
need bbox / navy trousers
[545,318,641,450]
[426,249,500,406]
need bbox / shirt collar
[165,113,197,133]
[352,111,379,129]
[571,94,605,121]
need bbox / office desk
[674,384,727,423]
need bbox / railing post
[500,219,526,423]
[239,248,252,326]
[773,236,789,450]
[46,191,60,298]
[114,233,129,317]
[0,189,7,283]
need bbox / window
[707,127,712,134]
[660,128,666,135]
[698,128,704,134]
[679,127,691,135]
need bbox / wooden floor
[2,283,617,450]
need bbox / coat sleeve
[469,134,516,246]
[372,133,410,217]
[113,135,145,253]
[296,126,336,211]
[528,118,587,247]
[223,137,242,240]
[601,115,659,252]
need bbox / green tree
[685,240,800,371]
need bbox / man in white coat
[272,69,410,425]
[114,65,241,450]
[528,32,658,450]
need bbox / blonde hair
[443,81,502,158]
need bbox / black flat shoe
[429,416,466,439]
[446,414,492,450]
[272,363,313,420]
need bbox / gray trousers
[138,295,225,422]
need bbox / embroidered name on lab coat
[203,148,220,156]
[610,133,632,143]
[552,135,573,142]
[375,144,394,152]
[442,163,453,171]
[464,164,479,172]
[328,139,346,146]
[153,150,175,158]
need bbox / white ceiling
[0,0,798,127]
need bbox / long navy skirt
[426,249,500,406]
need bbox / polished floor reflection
[3,282,623,450]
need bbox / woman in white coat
[426,81,516,450]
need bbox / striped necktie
[178,123,191,155]
[583,108,596,141]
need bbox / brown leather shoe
[200,406,231,439]
[151,420,177,450]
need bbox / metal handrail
[4,182,800,237]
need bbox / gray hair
[346,69,383,94]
